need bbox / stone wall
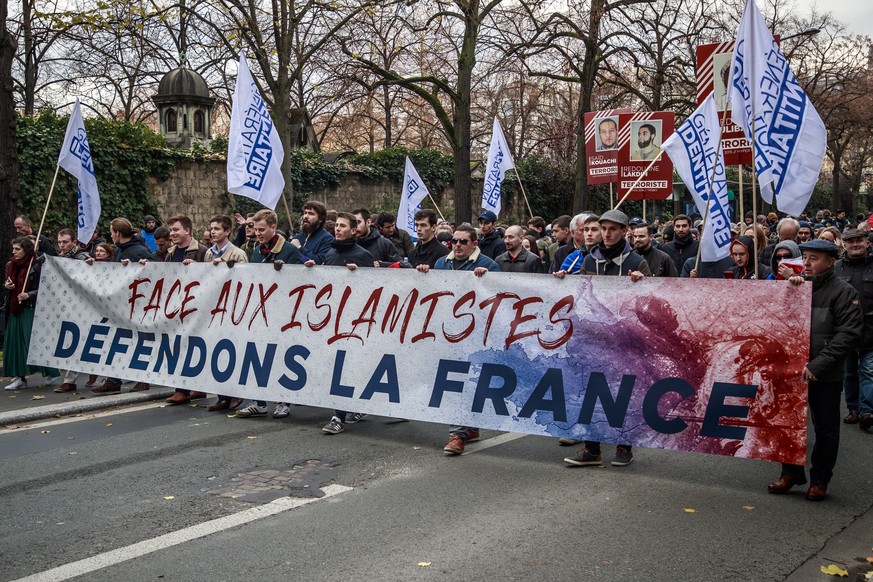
[148,159,458,231]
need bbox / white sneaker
[235,404,268,418]
[272,403,291,418]
[4,378,26,391]
[322,416,344,434]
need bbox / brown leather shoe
[207,399,230,412]
[768,474,807,494]
[860,413,873,431]
[54,383,78,393]
[86,374,99,386]
[165,391,191,405]
[443,435,465,455]
[189,391,207,400]
[844,410,860,424]
[91,380,121,394]
[228,398,244,410]
[129,382,150,392]
[805,483,828,501]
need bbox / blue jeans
[843,350,873,415]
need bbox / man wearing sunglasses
[416,224,500,454]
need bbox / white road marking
[1,402,168,433]
[462,432,528,455]
[10,484,353,582]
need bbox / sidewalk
[0,373,175,426]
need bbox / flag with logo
[729,0,826,217]
[57,98,101,245]
[662,96,732,262]
[227,53,285,210]
[480,117,515,217]
[398,157,429,241]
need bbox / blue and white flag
[663,95,732,262]
[729,0,826,217]
[57,98,101,245]
[398,157,429,241]
[227,53,285,209]
[481,117,515,217]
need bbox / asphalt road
[1,395,873,581]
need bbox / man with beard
[477,210,506,260]
[597,117,618,151]
[140,215,160,253]
[307,212,376,435]
[631,123,662,161]
[662,214,699,273]
[495,225,543,273]
[835,229,873,428]
[291,200,334,264]
[408,209,450,268]
[376,211,415,258]
[352,208,402,265]
[633,223,677,277]
[561,210,649,467]
[769,240,862,501]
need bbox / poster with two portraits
[584,109,674,200]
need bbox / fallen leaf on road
[683,508,696,513]
[820,564,848,577]
[417,562,431,567]
[163,496,175,500]
[866,556,873,565]
[413,447,421,450]
[189,404,198,408]
[67,437,74,440]
[247,436,257,439]
[31,395,45,400]
[863,572,873,581]
[105,423,112,427]
[742,505,755,510]
[7,395,16,398]
[68,452,77,456]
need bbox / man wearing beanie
[141,215,160,253]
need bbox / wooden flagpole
[22,164,63,292]
[514,170,534,220]
[613,155,662,211]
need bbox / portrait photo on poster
[631,120,663,161]
[595,116,619,151]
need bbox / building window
[166,109,177,133]
[194,110,204,134]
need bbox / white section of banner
[662,96,732,262]
[729,0,826,216]
[227,53,286,210]
[480,117,515,217]
[398,157,429,241]
[57,98,101,245]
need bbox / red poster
[584,108,631,184]
[696,41,753,165]
[617,112,674,200]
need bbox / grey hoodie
[769,240,801,278]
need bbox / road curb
[0,388,177,426]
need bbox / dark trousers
[781,381,842,486]
[584,441,631,455]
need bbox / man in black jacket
[769,239,862,501]
[477,210,506,260]
[408,210,449,268]
[495,225,543,273]
[661,214,699,273]
[353,208,402,266]
[632,223,677,277]
[835,229,873,427]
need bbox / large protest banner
[31,258,810,464]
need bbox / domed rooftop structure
[152,65,215,148]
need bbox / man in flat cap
[835,228,873,427]
[769,239,862,501]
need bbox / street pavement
[1,374,873,581]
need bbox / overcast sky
[794,0,872,38]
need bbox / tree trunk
[452,6,477,225]
[383,85,392,149]
[0,0,19,266]
[573,0,604,214]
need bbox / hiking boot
[322,416,345,434]
[564,448,602,467]
[91,380,121,394]
[611,446,634,467]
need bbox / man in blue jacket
[292,200,334,264]
[416,224,500,455]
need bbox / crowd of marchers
[3,201,871,502]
